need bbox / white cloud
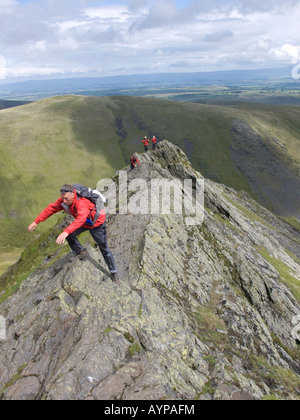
[84,5,131,22]
[28,40,48,54]
[56,37,80,52]
[204,30,234,43]
[0,54,6,79]
[0,0,17,14]
[279,44,300,64]
[5,65,88,79]
[0,0,299,80]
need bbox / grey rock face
[231,120,300,217]
[0,141,299,400]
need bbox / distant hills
[0,67,296,101]
[0,95,299,247]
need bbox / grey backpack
[73,184,106,226]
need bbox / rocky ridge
[0,141,299,400]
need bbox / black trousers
[66,223,117,273]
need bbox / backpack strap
[62,196,103,228]
[76,197,101,228]
[61,203,71,214]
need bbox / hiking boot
[75,249,88,260]
[111,272,120,284]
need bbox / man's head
[60,184,75,206]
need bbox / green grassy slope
[110,96,300,183]
[109,97,300,216]
[0,95,299,249]
[0,96,124,246]
[112,96,249,189]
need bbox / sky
[0,0,299,81]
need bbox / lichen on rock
[0,141,299,400]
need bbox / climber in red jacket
[142,136,149,152]
[28,184,119,282]
[130,155,140,170]
[151,136,157,150]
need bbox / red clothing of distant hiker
[143,137,149,152]
[130,155,140,169]
[152,136,157,150]
[34,191,106,235]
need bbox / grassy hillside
[0,96,125,247]
[109,96,300,216]
[0,95,299,252]
[111,96,300,182]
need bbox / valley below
[0,92,299,400]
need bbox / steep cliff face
[0,141,299,400]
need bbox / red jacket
[130,156,140,166]
[35,191,106,235]
[143,139,149,146]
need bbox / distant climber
[28,184,119,283]
[142,136,149,152]
[151,136,157,150]
[130,154,140,171]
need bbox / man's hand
[56,232,69,245]
[28,222,38,232]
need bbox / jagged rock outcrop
[0,141,299,400]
